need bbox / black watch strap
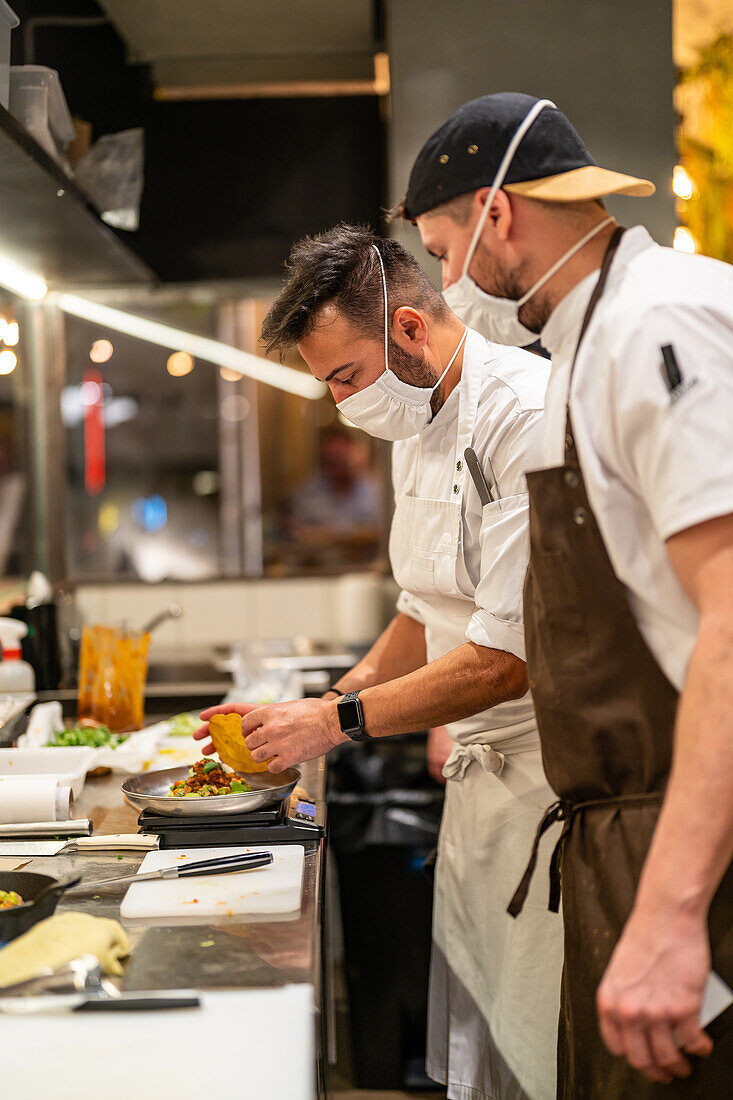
[337,690,371,742]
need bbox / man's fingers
[674,1017,714,1059]
[244,729,267,751]
[648,1022,692,1078]
[619,1023,671,1084]
[597,1007,625,1058]
[192,724,209,741]
[198,703,259,721]
[242,710,265,737]
[200,740,215,755]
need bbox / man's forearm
[358,641,527,739]
[633,603,733,920]
[323,612,427,697]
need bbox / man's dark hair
[261,223,450,357]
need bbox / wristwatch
[336,691,371,742]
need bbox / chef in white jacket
[196,223,562,1100]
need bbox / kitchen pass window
[63,295,390,583]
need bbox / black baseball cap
[403,92,654,220]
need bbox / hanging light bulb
[3,322,19,347]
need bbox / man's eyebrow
[325,362,354,382]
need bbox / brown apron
[509,227,733,1098]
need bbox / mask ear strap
[516,214,614,306]
[461,97,556,278]
[373,243,390,374]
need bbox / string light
[3,322,19,347]
[672,165,696,201]
[90,339,113,363]
[167,351,194,377]
[673,226,697,254]
[0,350,17,375]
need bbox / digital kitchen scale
[137,792,325,849]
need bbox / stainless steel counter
[18,755,326,996]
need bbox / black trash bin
[329,735,444,1090]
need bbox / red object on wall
[83,368,106,495]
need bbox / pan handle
[26,874,82,909]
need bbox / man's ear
[473,186,513,242]
[392,306,429,351]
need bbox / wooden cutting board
[120,844,305,920]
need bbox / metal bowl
[121,765,300,817]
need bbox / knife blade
[0,991,201,1014]
[0,833,160,857]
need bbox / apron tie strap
[443,742,506,781]
[507,799,570,918]
[508,790,665,919]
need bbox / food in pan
[49,721,129,749]
[208,712,271,773]
[168,758,252,798]
[0,890,23,910]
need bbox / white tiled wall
[74,573,395,654]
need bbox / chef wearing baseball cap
[396,93,733,1097]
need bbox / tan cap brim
[504,164,655,202]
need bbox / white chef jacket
[541,225,733,690]
[391,327,550,743]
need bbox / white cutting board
[120,844,305,919]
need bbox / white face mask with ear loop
[443,99,614,346]
[337,244,468,441]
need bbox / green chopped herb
[202,760,218,773]
[116,854,123,860]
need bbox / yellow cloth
[0,911,130,987]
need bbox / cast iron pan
[0,872,80,944]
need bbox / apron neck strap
[564,225,625,450]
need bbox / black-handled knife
[72,851,274,890]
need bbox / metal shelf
[0,102,155,289]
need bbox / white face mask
[337,245,468,441]
[443,98,614,346]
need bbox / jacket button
[453,483,460,494]
[456,460,463,471]
[564,470,579,488]
[573,507,587,525]
[565,433,574,451]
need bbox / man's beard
[473,240,551,334]
[388,340,446,418]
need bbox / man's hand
[597,904,713,1083]
[242,698,349,771]
[427,726,452,784]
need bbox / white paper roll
[0,776,74,823]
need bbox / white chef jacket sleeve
[465,407,546,661]
[608,304,733,541]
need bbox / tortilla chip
[208,712,271,772]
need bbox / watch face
[339,698,361,732]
